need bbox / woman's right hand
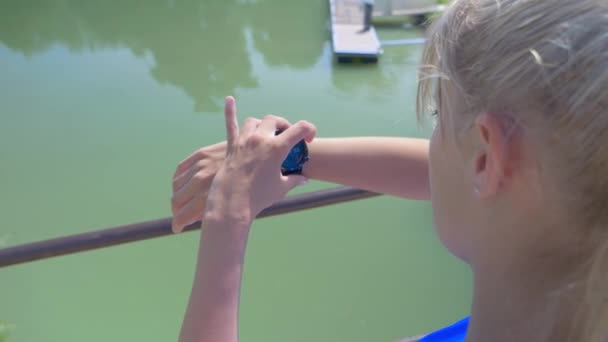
[171,140,228,233]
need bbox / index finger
[276,120,317,151]
[224,96,239,150]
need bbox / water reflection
[330,44,417,97]
[0,0,325,112]
[249,0,326,69]
[331,63,400,96]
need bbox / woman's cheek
[428,127,463,258]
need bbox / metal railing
[0,187,380,268]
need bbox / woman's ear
[471,113,511,199]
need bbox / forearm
[303,137,430,200]
[179,216,251,342]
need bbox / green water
[0,1,470,341]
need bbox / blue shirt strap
[419,317,470,342]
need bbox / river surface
[0,1,470,341]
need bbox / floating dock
[329,0,382,63]
[329,0,444,63]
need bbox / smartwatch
[276,129,309,175]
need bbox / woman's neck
[466,257,587,342]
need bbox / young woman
[170,0,608,341]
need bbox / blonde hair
[417,0,608,340]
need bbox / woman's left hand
[201,96,316,224]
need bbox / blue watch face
[276,129,308,175]
[281,140,308,174]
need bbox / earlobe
[472,152,488,197]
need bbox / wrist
[204,209,253,227]
[205,172,256,224]
[301,138,319,178]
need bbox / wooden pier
[329,0,382,63]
